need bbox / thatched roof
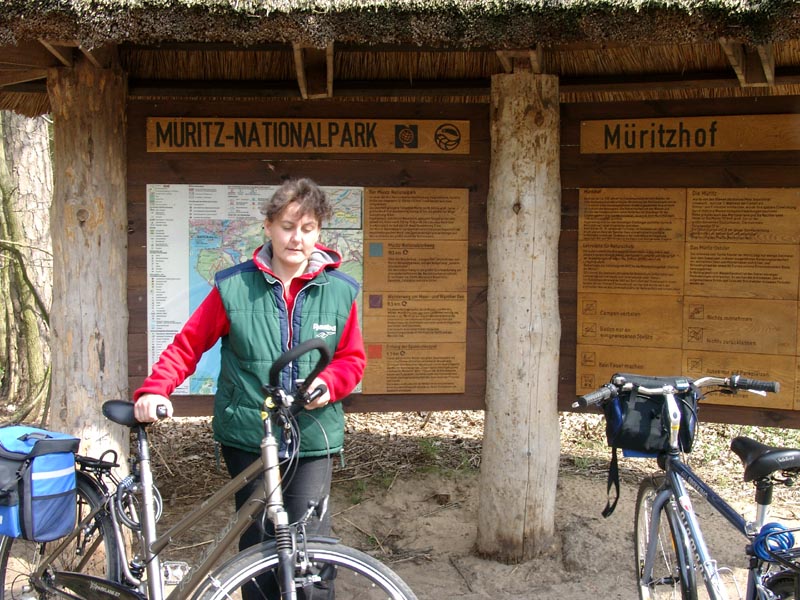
[3,0,800,116]
[2,0,800,48]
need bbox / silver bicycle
[0,338,417,600]
[578,372,800,600]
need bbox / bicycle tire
[0,470,120,599]
[765,571,799,599]
[635,476,697,600]
[192,539,418,600]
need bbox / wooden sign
[579,188,686,241]
[688,188,800,244]
[685,242,800,300]
[365,188,468,240]
[362,343,466,394]
[364,240,468,292]
[147,118,470,154]
[683,297,797,356]
[363,292,467,343]
[578,293,683,348]
[576,345,682,395]
[578,241,684,295]
[683,351,795,409]
[581,114,800,154]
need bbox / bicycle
[0,337,417,600]
[575,372,800,600]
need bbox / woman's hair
[260,178,333,225]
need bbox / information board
[146,184,469,396]
[361,187,469,394]
[576,187,800,410]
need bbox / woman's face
[264,202,321,276]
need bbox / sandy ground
[153,412,800,600]
[328,468,764,600]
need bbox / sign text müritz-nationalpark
[147,118,470,154]
[581,114,800,153]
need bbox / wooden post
[476,72,562,561]
[46,59,129,460]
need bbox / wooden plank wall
[126,100,490,416]
[558,95,800,427]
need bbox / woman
[134,177,365,598]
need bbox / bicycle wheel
[765,571,799,599]
[0,471,120,599]
[635,476,697,600]
[192,539,417,600]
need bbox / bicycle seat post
[135,424,166,600]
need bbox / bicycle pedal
[162,561,191,585]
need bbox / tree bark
[47,60,129,459]
[476,72,562,561]
[0,111,52,424]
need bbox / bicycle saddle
[731,436,800,481]
[102,400,140,427]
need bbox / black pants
[221,445,334,600]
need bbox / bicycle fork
[262,418,297,600]
[664,392,731,599]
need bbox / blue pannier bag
[0,425,80,541]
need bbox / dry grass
[149,409,800,513]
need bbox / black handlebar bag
[0,426,80,541]
[600,374,699,517]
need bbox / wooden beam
[326,43,334,97]
[757,43,775,86]
[292,43,332,99]
[79,44,117,69]
[529,45,543,74]
[38,39,74,67]
[0,42,62,68]
[495,51,513,73]
[0,69,47,88]
[496,48,542,73]
[720,39,774,87]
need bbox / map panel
[147,184,364,394]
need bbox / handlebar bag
[0,425,80,541]
[600,374,698,517]
[603,374,698,455]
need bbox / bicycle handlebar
[729,375,780,394]
[574,383,618,408]
[264,338,333,415]
[268,338,332,391]
[574,373,780,408]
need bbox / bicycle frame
[642,391,769,600]
[33,415,288,600]
[644,456,763,600]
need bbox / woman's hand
[304,377,331,410]
[134,393,174,422]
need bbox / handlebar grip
[268,338,332,388]
[289,383,329,417]
[731,375,780,393]
[575,383,618,408]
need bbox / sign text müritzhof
[146,118,470,154]
[581,114,800,154]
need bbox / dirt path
[151,411,800,599]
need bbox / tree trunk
[476,72,562,561]
[47,60,129,459]
[0,111,52,424]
